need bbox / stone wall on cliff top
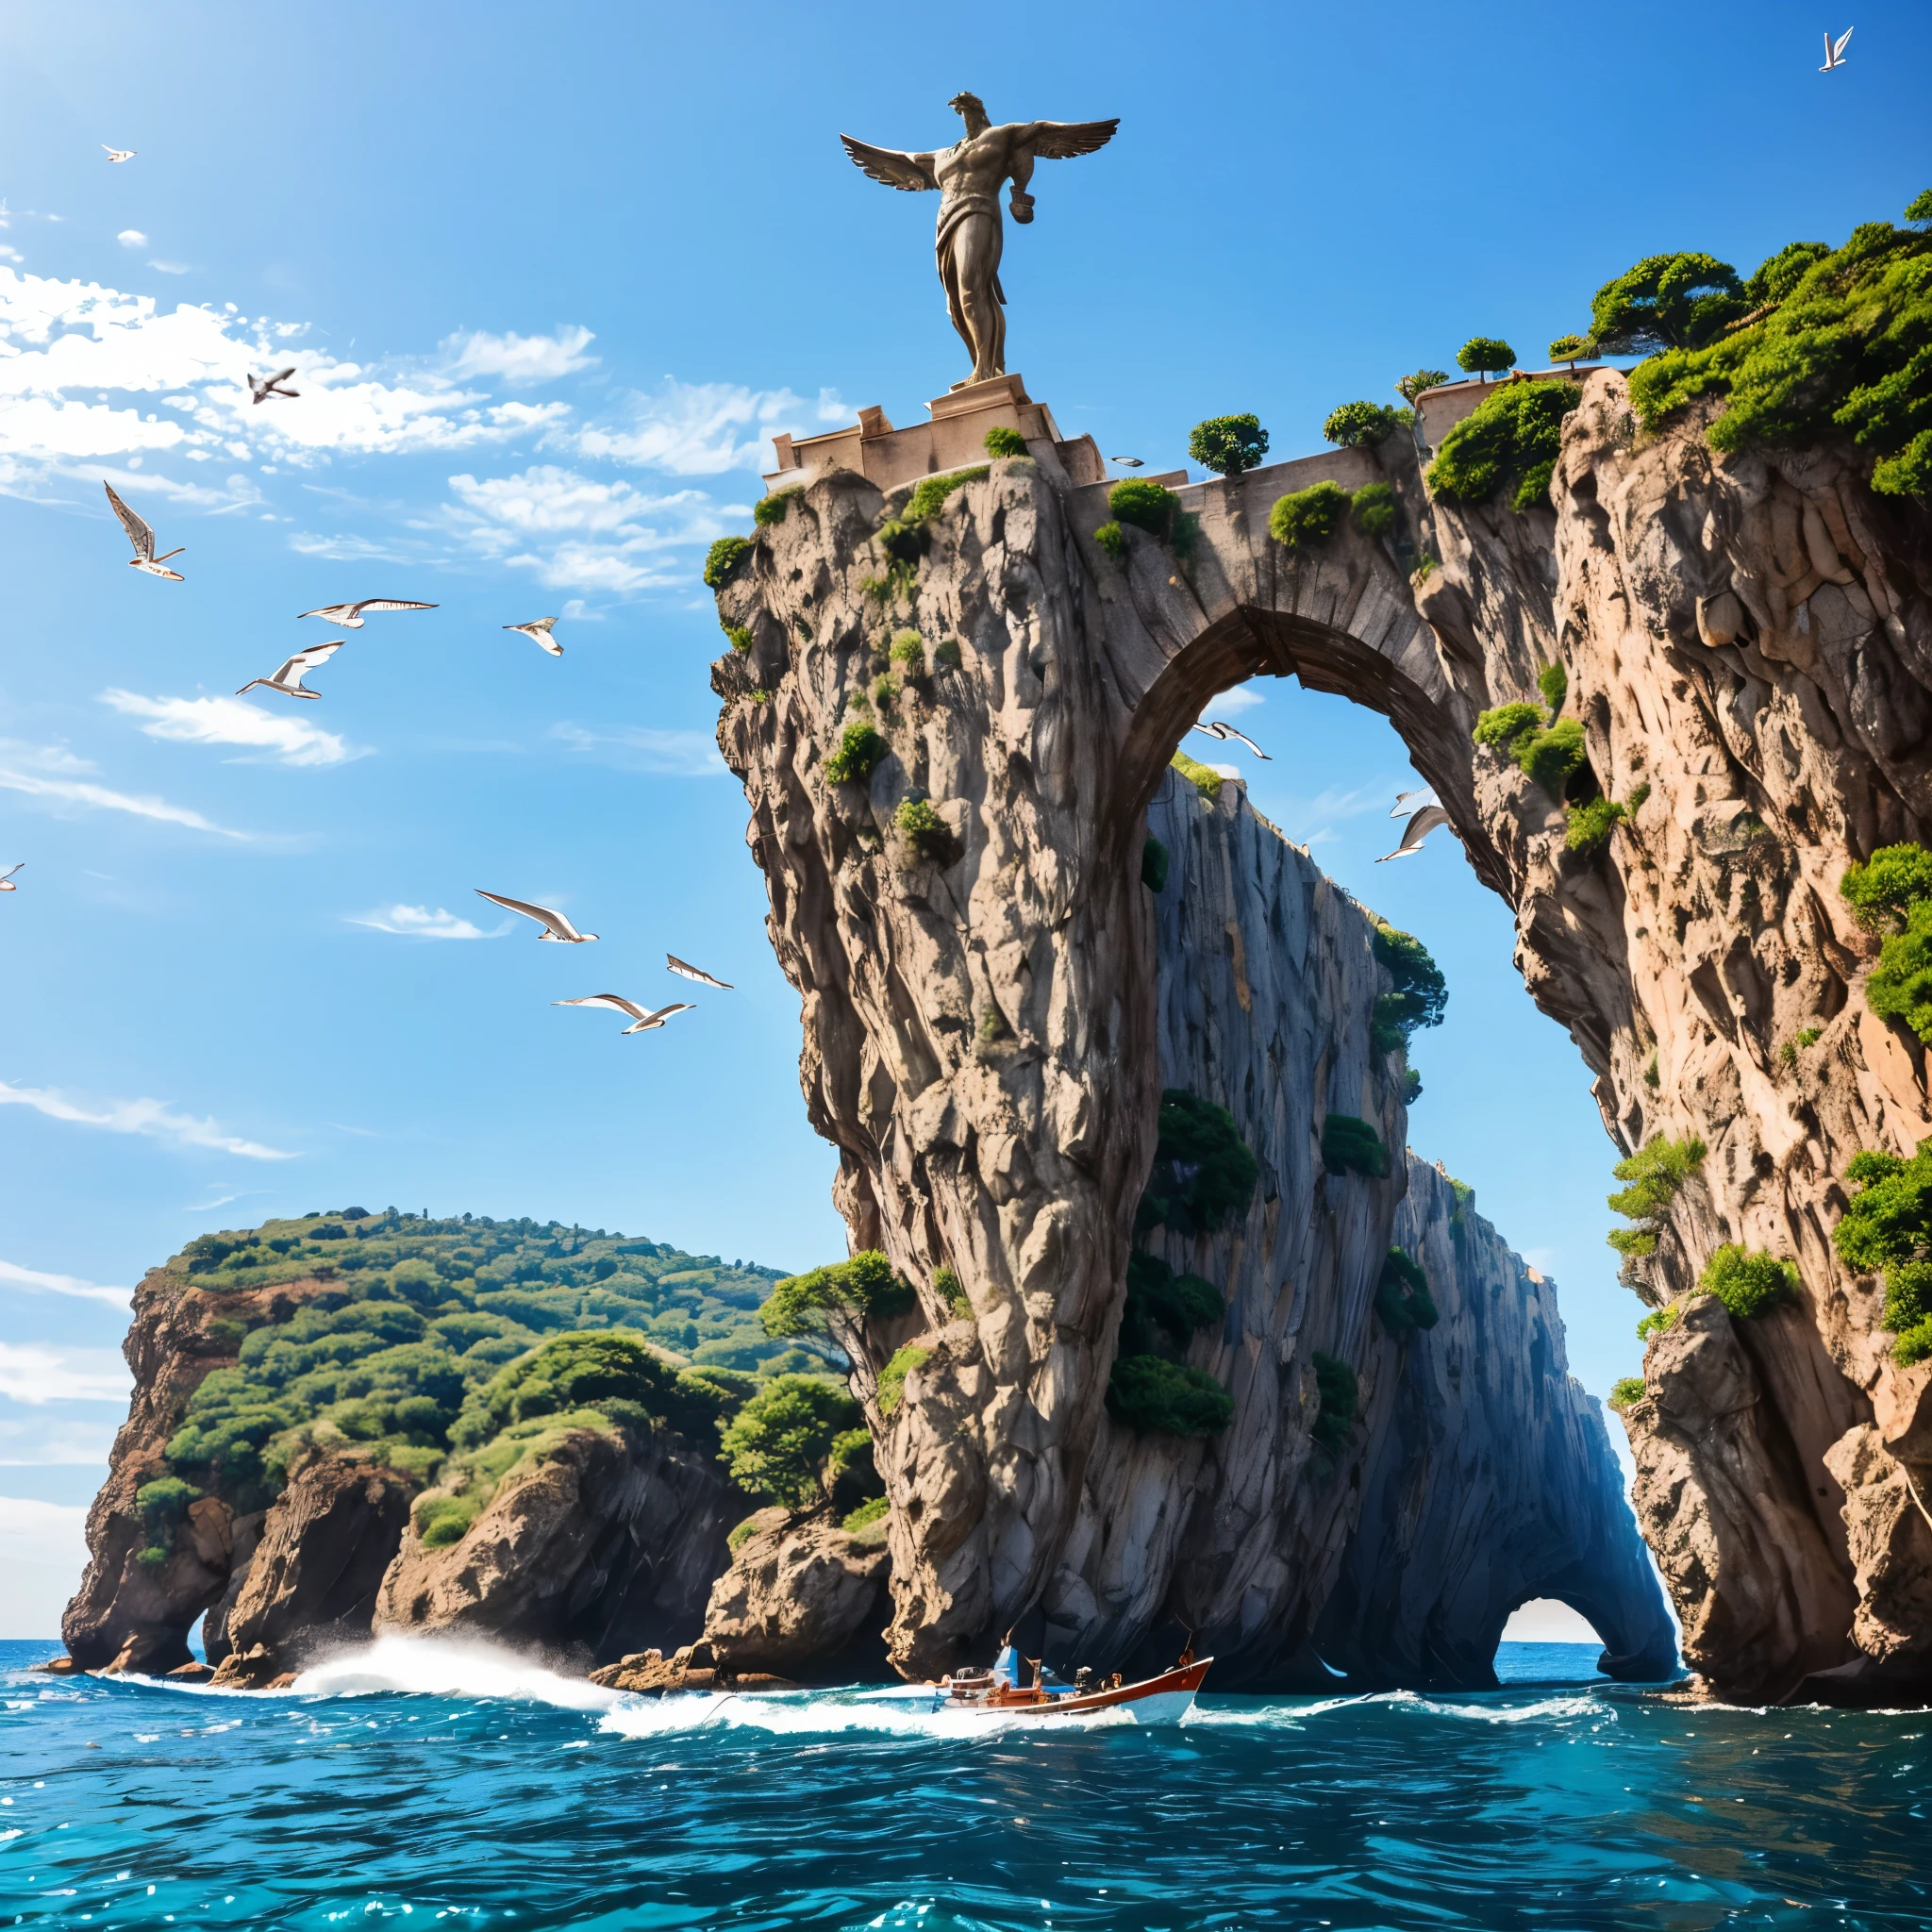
[712,374,1932,1701]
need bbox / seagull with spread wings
[667,954,733,991]
[475,889,598,943]
[1192,719,1271,760]
[247,369,299,405]
[1820,25,1853,69]
[504,616,561,658]
[296,598,438,627]
[1391,786,1441,819]
[553,994,694,1036]
[1377,804,1452,862]
[103,145,136,163]
[0,864,23,892]
[237,641,342,701]
[103,481,185,580]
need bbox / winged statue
[841,92,1119,385]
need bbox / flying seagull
[236,641,342,700]
[0,864,23,891]
[103,145,136,163]
[1391,786,1441,819]
[296,598,438,627]
[247,369,299,405]
[553,994,694,1036]
[1820,25,1853,69]
[666,953,733,991]
[103,481,184,579]
[1376,804,1452,862]
[504,616,561,658]
[474,889,598,943]
[1110,456,1144,469]
[1192,719,1271,760]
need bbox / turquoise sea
[2,1637,1924,1930]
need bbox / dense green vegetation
[1397,369,1450,405]
[1611,200,1932,495]
[824,720,889,785]
[1109,478,1181,538]
[1321,1114,1389,1180]
[1107,1356,1233,1437]
[1566,795,1627,858]
[720,1374,863,1507]
[1267,479,1351,550]
[1840,844,1932,1044]
[1636,1305,1680,1343]
[1538,661,1569,715]
[1091,519,1126,562]
[1135,1091,1259,1238]
[761,1251,916,1341]
[1473,701,1590,800]
[1374,1248,1439,1337]
[1189,414,1270,476]
[889,630,924,672]
[1322,401,1404,447]
[1606,1134,1707,1260]
[982,425,1028,458]
[1141,836,1171,892]
[1457,338,1516,378]
[752,488,800,529]
[932,1267,970,1316]
[907,466,989,522]
[1169,748,1224,800]
[1832,1140,1932,1365]
[1699,1244,1797,1321]
[1310,1353,1358,1457]
[704,537,753,590]
[875,1344,931,1417]
[1427,379,1581,510]
[1607,1376,1646,1412]
[722,623,752,653]
[1350,482,1399,538]
[893,795,951,861]
[1370,924,1447,1054]
[1120,1253,1224,1358]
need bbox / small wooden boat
[872,1654,1212,1724]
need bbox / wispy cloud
[0,1258,130,1310]
[0,744,245,838]
[100,689,358,768]
[347,904,508,941]
[574,378,847,475]
[550,721,726,776]
[117,229,146,249]
[0,1418,119,1466]
[441,325,596,387]
[0,1342,132,1406]
[0,1080,295,1160]
[1202,684,1266,717]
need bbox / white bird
[1192,719,1271,760]
[1390,786,1441,819]
[0,864,23,891]
[103,145,136,163]
[667,954,733,991]
[504,616,561,658]
[103,481,185,580]
[1110,456,1144,469]
[1820,25,1853,69]
[236,641,342,701]
[296,598,438,627]
[475,889,598,943]
[247,369,299,405]
[1376,804,1452,862]
[553,994,694,1036]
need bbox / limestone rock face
[714,380,1931,1701]
[699,1515,891,1677]
[372,1424,737,1665]
[61,1268,337,1674]
[207,1458,411,1686]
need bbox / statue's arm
[839,134,940,192]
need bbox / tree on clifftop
[1188,414,1270,477]
[1457,338,1516,380]
[1588,253,1747,355]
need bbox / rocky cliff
[712,370,1931,1702]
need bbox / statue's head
[948,91,989,130]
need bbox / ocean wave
[290,1635,623,1710]
[598,1689,1165,1742]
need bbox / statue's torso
[934,127,1015,206]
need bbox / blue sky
[2,0,1926,1635]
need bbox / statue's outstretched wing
[840,135,939,192]
[1030,118,1120,159]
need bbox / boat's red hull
[947,1657,1211,1720]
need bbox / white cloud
[0,1496,89,1639]
[441,325,596,386]
[0,1419,119,1466]
[100,689,357,768]
[443,464,736,593]
[574,379,848,475]
[0,1080,294,1160]
[0,1258,131,1310]
[1204,684,1266,717]
[147,260,191,275]
[117,229,147,248]
[550,722,726,776]
[0,1343,131,1407]
[0,743,245,838]
[348,904,507,941]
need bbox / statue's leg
[951,214,1004,382]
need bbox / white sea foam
[290,1635,622,1710]
[598,1688,1165,1743]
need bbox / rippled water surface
[3,1638,1926,1930]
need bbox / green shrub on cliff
[1397,369,1451,406]
[1092,520,1126,562]
[1109,478,1181,539]
[1190,414,1270,475]
[983,425,1028,458]
[1589,253,1748,356]
[720,1374,862,1505]
[1371,924,1447,1052]
[1119,1252,1224,1359]
[704,537,753,591]
[1607,1376,1646,1412]
[1636,1305,1680,1342]
[1566,795,1627,857]
[1427,379,1580,510]
[1699,1244,1797,1321]
[1322,401,1401,448]
[824,720,889,785]
[452,1330,735,1450]
[1322,1114,1389,1180]
[1840,844,1932,1044]
[1832,1139,1932,1365]
[1170,748,1223,800]
[1473,703,1589,800]
[907,465,989,522]
[1374,1248,1439,1336]
[893,795,951,861]
[1268,479,1351,551]
[1622,201,1932,497]
[1135,1090,1259,1237]
[762,1251,917,1340]
[1351,481,1399,539]
[1840,844,1932,931]
[1310,1353,1358,1457]
[752,488,801,529]
[1605,1133,1707,1262]
[1107,1356,1232,1437]
[875,1344,931,1418]
[134,1476,202,1567]
[1141,836,1171,892]
[842,1494,890,1536]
